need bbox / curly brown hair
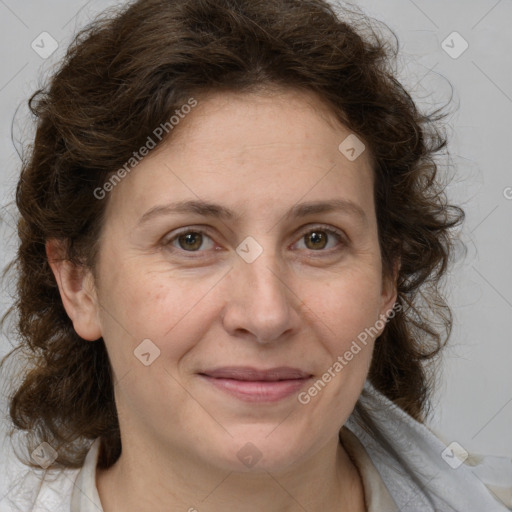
[0,0,464,470]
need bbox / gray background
[0,0,511,493]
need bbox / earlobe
[46,239,102,341]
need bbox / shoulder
[0,465,80,512]
[431,426,512,511]
[345,381,512,512]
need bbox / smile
[199,366,313,403]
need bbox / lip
[199,366,313,403]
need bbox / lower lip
[200,375,311,402]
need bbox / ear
[377,256,401,329]
[46,239,102,341]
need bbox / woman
[0,0,510,511]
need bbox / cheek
[305,267,383,347]
[306,269,382,405]
[97,260,218,360]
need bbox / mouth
[198,366,313,403]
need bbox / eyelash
[162,225,348,258]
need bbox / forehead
[166,88,368,162]
[104,88,375,225]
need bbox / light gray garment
[345,381,512,511]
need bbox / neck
[96,432,366,512]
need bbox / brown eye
[304,230,328,250]
[163,225,346,258]
[295,227,345,252]
[177,232,204,251]
[165,230,215,253]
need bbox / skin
[47,87,398,512]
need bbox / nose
[220,247,300,345]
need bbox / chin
[204,428,316,474]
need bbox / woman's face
[85,88,397,472]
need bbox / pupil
[309,231,326,249]
[180,233,201,250]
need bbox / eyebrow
[137,198,368,226]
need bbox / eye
[162,225,347,257]
[165,229,216,253]
[293,226,346,253]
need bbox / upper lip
[200,366,312,381]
